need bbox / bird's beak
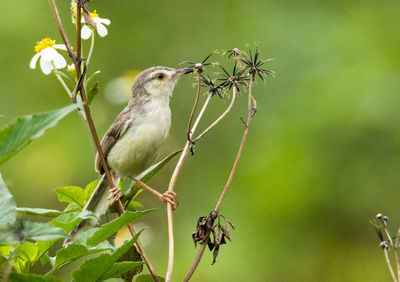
[173,67,194,79]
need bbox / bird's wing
[95,105,132,174]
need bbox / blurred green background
[1,0,400,281]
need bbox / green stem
[87,32,95,67]
[54,73,72,97]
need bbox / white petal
[29,53,41,69]
[40,47,57,61]
[99,18,110,25]
[97,23,108,37]
[81,25,92,40]
[93,17,101,24]
[40,57,53,75]
[53,53,67,69]
[54,44,67,50]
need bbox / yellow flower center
[90,10,99,18]
[34,38,55,53]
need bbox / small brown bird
[67,66,192,243]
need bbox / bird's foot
[159,191,178,210]
[107,185,122,205]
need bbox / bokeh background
[1,0,400,281]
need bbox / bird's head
[132,66,193,98]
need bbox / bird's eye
[155,73,166,80]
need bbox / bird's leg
[107,174,122,205]
[129,176,178,210]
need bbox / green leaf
[54,243,112,269]
[122,150,182,202]
[23,222,69,241]
[13,242,38,273]
[50,210,98,232]
[63,202,82,213]
[85,70,101,85]
[16,208,61,218]
[0,222,68,244]
[54,70,73,83]
[86,210,155,247]
[54,186,84,208]
[84,179,99,204]
[72,231,142,282]
[0,173,16,224]
[9,273,61,282]
[0,104,77,166]
[0,244,11,256]
[100,261,144,280]
[136,274,166,282]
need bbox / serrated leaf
[0,173,16,224]
[136,274,166,282]
[54,186,84,207]
[122,150,182,202]
[9,273,61,282]
[100,261,144,280]
[54,243,112,269]
[72,231,142,282]
[0,104,77,166]
[86,210,155,247]
[50,210,98,232]
[16,208,61,218]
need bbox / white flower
[30,38,67,75]
[81,10,111,40]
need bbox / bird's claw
[107,185,122,205]
[160,191,178,210]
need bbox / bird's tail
[64,174,111,246]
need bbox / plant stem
[192,90,237,143]
[384,247,398,282]
[48,1,159,280]
[184,78,256,281]
[86,32,95,67]
[165,93,213,282]
[187,74,201,141]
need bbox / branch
[48,1,159,281]
[165,92,213,282]
[184,78,256,281]
[192,89,237,143]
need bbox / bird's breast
[107,98,171,178]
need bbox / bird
[67,66,192,243]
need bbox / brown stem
[48,0,76,65]
[48,1,159,280]
[184,79,256,281]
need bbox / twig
[48,0,76,64]
[165,92,213,281]
[187,74,201,141]
[48,1,159,281]
[383,244,398,282]
[191,89,237,143]
[184,78,256,281]
[382,218,400,281]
